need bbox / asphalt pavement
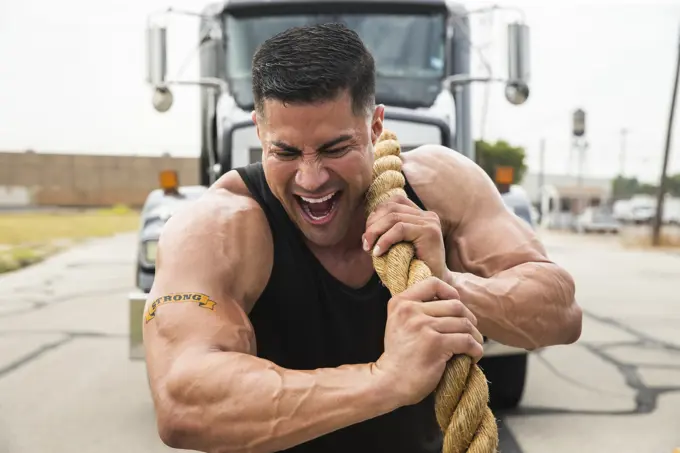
[0,230,678,453]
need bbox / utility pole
[652,25,680,246]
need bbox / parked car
[501,185,536,228]
[630,206,655,224]
[574,206,620,234]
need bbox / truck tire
[478,353,528,410]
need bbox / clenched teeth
[300,192,336,204]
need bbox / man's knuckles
[462,333,483,356]
[448,333,483,358]
[389,211,405,226]
[426,209,439,219]
[424,220,443,237]
[388,222,409,243]
[400,276,447,300]
[370,196,421,219]
[372,214,441,243]
[379,193,411,209]
[431,314,475,335]
[387,296,417,317]
[445,298,465,316]
[405,313,430,332]
[373,219,407,242]
[368,207,417,228]
[365,208,441,255]
[364,214,407,246]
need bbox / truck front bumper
[129,291,147,360]
[483,339,528,357]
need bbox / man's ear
[370,105,385,145]
[251,110,261,140]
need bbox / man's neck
[303,200,377,289]
[306,202,367,259]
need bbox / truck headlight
[142,239,159,266]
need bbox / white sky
[0,0,679,184]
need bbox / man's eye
[274,149,298,159]
[325,146,351,156]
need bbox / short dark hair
[252,23,375,117]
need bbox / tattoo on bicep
[144,292,217,323]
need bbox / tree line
[474,139,680,199]
[611,175,680,199]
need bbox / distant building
[520,172,613,229]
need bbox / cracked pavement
[0,230,679,452]
[498,232,680,453]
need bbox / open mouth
[294,191,342,225]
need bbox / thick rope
[366,130,499,453]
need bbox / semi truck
[131,0,534,410]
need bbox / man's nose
[295,157,330,193]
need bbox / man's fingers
[370,219,432,257]
[430,316,484,345]
[364,211,427,252]
[441,333,485,363]
[369,195,422,221]
[399,276,459,303]
[420,298,475,325]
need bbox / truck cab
[134,0,532,410]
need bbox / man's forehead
[260,95,357,122]
[258,103,371,140]
[262,122,360,146]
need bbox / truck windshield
[224,11,446,110]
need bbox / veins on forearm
[266,367,316,441]
[449,261,578,349]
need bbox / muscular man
[143,23,582,453]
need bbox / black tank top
[236,162,442,453]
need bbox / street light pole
[652,24,680,246]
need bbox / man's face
[253,91,384,247]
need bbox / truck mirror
[505,80,529,106]
[152,86,174,113]
[505,22,530,105]
[146,23,174,112]
[146,23,168,86]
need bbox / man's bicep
[143,191,273,354]
[445,163,550,278]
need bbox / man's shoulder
[401,144,480,182]
[155,170,274,310]
[161,169,270,246]
[400,144,494,224]
[210,168,256,199]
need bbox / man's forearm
[447,262,582,350]
[157,351,398,453]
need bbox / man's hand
[375,277,484,407]
[363,193,449,282]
